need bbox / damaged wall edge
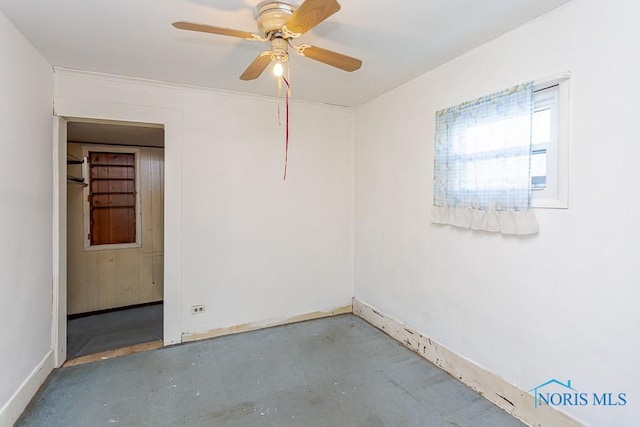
[182,304,353,343]
[352,299,585,427]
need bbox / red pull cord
[282,76,290,180]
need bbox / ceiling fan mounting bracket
[281,25,301,39]
[247,34,268,42]
[294,43,310,56]
[256,2,297,36]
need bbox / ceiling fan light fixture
[273,61,284,77]
[172,0,362,81]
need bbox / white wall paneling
[0,9,54,425]
[354,1,640,426]
[53,69,354,345]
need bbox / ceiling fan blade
[172,22,261,40]
[297,45,362,72]
[283,0,341,36]
[240,52,273,80]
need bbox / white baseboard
[0,350,55,426]
[353,299,584,427]
[0,303,585,426]
[182,304,353,343]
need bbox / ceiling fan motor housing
[256,2,296,36]
[270,37,288,62]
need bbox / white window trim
[82,145,142,251]
[531,72,570,209]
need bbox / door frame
[52,99,183,367]
[52,117,68,366]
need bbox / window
[530,76,570,208]
[432,82,539,234]
[451,104,532,201]
[84,149,141,249]
[432,75,570,234]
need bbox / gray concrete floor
[20,314,524,426]
[66,303,163,359]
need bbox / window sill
[84,242,142,252]
[532,198,568,209]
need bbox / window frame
[531,73,570,209]
[82,145,142,251]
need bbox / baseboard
[182,304,353,343]
[353,299,584,427]
[63,340,163,368]
[0,350,55,426]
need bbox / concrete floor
[20,314,525,426]
[67,303,163,359]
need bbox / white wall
[54,70,354,338]
[0,9,53,422]
[354,0,640,425]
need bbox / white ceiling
[0,0,571,107]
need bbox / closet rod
[67,175,88,187]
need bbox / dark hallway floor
[21,314,523,426]
[66,302,163,360]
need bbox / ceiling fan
[172,0,362,80]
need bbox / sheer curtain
[432,83,539,235]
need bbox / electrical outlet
[191,304,205,315]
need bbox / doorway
[65,120,165,362]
